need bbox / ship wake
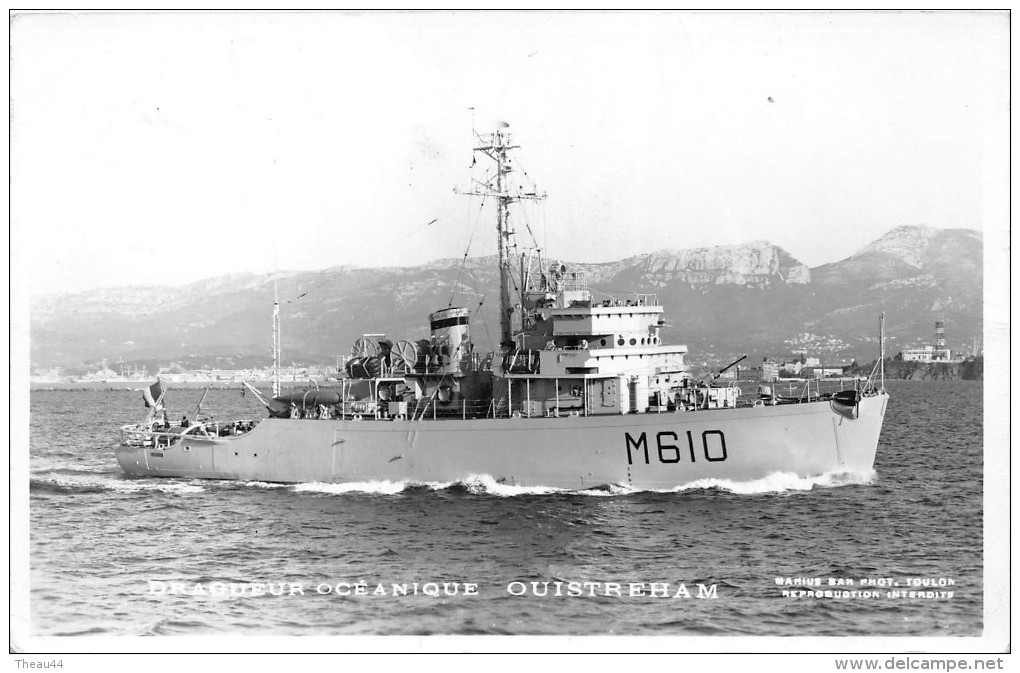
[293,474,564,497]
[29,469,875,498]
[665,469,876,495]
[29,470,206,495]
[286,470,875,497]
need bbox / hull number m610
[625,430,727,465]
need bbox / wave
[236,480,291,489]
[140,619,213,636]
[30,469,874,498]
[293,474,566,497]
[293,479,410,495]
[460,474,564,497]
[667,469,876,495]
[285,471,873,498]
[30,473,205,495]
[30,466,121,477]
[290,474,559,497]
[571,483,636,497]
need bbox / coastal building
[801,365,846,379]
[900,345,952,362]
[736,366,763,382]
[900,320,954,362]
[762,353,822,381]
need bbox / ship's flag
[142,381,164,408]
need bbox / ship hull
[115,393,887,489]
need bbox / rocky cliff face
[860,225,941,268]
[627,242,810,287]
[812,225,982,288]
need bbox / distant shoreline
[28,377,982,392]
[27,380,328,391]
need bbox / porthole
[600,338,607,346]
[629,338,637,346]
[617,338,625,346]
[641,338,646,345]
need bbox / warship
[117,123,888,490]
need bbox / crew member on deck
[181,415,189,428]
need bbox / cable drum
[351,337,380,358]
[346,356,381,379]
[393,340,419,373]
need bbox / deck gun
[699,354,747,386]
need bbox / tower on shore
[933,319,951,360]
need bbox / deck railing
[123,378,872,444]
[120,419,257,446]
[754,377,864,403]
[328,378,871,422]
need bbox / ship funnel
[428,307,472,375]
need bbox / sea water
[24,380,983,637]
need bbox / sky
[11,11,1009,296]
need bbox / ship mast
[879,312,885,390]
[273,277,281,397]
[461,122,544,350]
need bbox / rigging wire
[509,159,545,250]
[469,293,496,354]
[281,131,519,307]
[275,124,554,360]
[457,162,497,353]
[448,193,490,307]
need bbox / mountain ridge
[30,225,983,370]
